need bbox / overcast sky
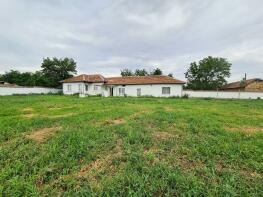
[0,0,263,81]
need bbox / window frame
[85,84,89,91]
[137,88,141,96]
[119,87,125,96]
[67,84,71,91]
[94,85,100,91]
[162,87,171,95]
[78,84,82,91]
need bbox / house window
[94,85,100,91]
[119,87,125,96]
[137,88,141,96]
[67,84,71,91]
[78,84,82,92]
[162,87,170,94]
[85,84,89,91]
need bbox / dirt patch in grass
[43,139,124,193]
[48,107,63,110]
[215,162,262,179]
[26,126,62,143]
[176,156,206,171]
[21,107,36,119]
[77,139,124,189]
[164,106,185,113]
[46,113,76,119]
[130,109,152,119]
[21,107,34,112]
[78,139,123,175]
[104,118,126,125]
[152,131,175,140]
[22,112,76,119]
[22,114,37,119]
[226,126,263,135]
[240,170,262,178]
[164,106,175,112]
[48,106,74,110]
[144,146,160,155]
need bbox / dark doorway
[110,87,113,96]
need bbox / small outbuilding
[221,78,263,92]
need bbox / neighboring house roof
[106,75,185,85]
[0,83,19,87]
[61,74,106,83]
[221,78,263,90]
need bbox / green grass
[0,95,263,196]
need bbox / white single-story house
[61,74,185,97]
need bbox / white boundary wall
[0,87,61,96]
[183,90,263,99]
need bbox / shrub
[182,94,189,99]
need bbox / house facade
[61,74,185,97]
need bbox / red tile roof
[221,78,263,90]
[61,74,185,85]
[61,74,106,83]
[105,75,185,85]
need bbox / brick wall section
[245,81,263,92]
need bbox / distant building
[221,78,263,92]
[0,81,18,87]
[61,74,185,97]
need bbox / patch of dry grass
[152,131,175,141]
[104,118,126,125]
[45,113,76,119]
[26,126,62,143]
[226,126,263,135]
[41,139,124,193]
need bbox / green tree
[168,73,173,77]
[134,69,149,76]
[120,69,133,76]
[151,67,163,75]
[1,70,39,86]
[185,56,231,90]
[41,57,77,87]
[2,70,20,84]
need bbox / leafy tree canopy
[151,67,163,75]
[41,57,77,87]
[120,69,133,76]
[1,57,77,88]
[185,56,231,90]
[134,69,149,76]
[121,67,164,76]
[1,70,35,86]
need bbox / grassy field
[0,95,263,196]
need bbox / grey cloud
[0,0,263,82]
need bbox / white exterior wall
[111,84,183,97]
[183,90,263,99]
[63,83,183,97]
[63,82,104,95]
[0,87,61,96]
[63,83,83,95]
